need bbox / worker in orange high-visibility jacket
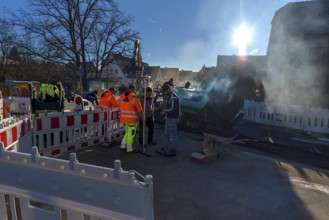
[3,99,10,118]
[98,88,118,110]
[118,85,144,153]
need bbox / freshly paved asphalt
[233,120,329,170]
[58,123,329,220]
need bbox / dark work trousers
[139,116,155,145]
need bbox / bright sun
[232,24,253,55]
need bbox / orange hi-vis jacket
[3,99,10,118]
[99,90,118,109]
[118,92,142,123]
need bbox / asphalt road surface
[57,123,329,220]
[233,121,329,170]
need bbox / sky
[1,0,306,71]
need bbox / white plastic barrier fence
[242,101,329,134]
[107,109,125,142]
[32,109,124,157]
[0,116,31,152]
[0,146,154,220]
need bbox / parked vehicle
[64,95,95,112]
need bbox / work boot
[120,144,126,151]
[158,147,167,155]
[126,146,134,153]
[168,149,177,156]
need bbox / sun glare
[232,24,253,55]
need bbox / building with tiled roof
[159,67,180,85]
[144,66,161,82]
[178,70,195,87]
[217,55,267,73]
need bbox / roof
[160,67,179,80]
[144,66,160,81]
[217,55,267,70]
[273,1,329,35]
[179,70,193,79]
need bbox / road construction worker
[163,78,174,87]
[118,85,144,153]
[135,88,144,97]
[159,84,180,156]
[139,87,156,146]
[46,84,60,101]
[98,88,118,109]
[85,90,98,106]
[3,98,10,118]
[39,83,48,100]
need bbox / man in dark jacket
[163,78,174,87]
[139,87,156,146]
[85,90,98,106]
[160,84,180,156]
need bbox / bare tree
[0,18,17,80]
[11,0,139,91]
[88,4,139,78]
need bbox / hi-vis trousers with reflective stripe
[121,123,137,148]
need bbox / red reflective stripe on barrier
[0,132,7,148]
[51,117,59,129]
[37,119,42,131]
[82,142,88,147]
[67,115,74,126]
[52,149,60,155]
[81,114,87,124]
[94,139,99,144]
[112,111,118,120]
[20,123,25,136]
[68,146,75,151]
[11,126,18,142]
[93,113,99,123]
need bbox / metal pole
[140,73,151,157]
[142,76,147,148]
[80,76,83,95]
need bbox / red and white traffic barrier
[0,116,31,152]
[107,109,124,142]
[32,109,124,156]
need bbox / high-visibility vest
[40,83,48,100]
[3,99,10,118]
[46,85,60,98]
[118,92,142,123]
[99,90,118,109]
[135,89,146,98]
